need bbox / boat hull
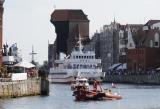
[49,76,76,83]
[49,76,103,84]
[49,71,103,84]
[105,93,122,100]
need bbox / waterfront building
[0,0,5,67]
[83,32,100,58]
[48,43,56,68]
[50,9,90,62]
[119,24,142,63]
[84,20,142,72]
[143,20,160,31]
[99,22,120,72]
[127,25,160,71]
[84,20,120,72]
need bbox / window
[120,40,125,45]
[73,56,75,59]
[150,40,153,47]
[155,42,158,46]
[154,33,159,47]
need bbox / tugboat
[72,79,122,101]
[71,77,89,91]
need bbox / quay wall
[0,78,41,98]
[103,73,160,84]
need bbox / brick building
[127,48,160,71]
[48,9,90,68]
[0,0,5,67]
[127,20,160,71]
[50,9,90,61]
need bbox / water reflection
[0,84,160,109]
[0,102,4,109]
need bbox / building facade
[84,21,143,72]
[48,43,56,68]
[127,20,160,71]
[127,48,160,71]
[84,21,120,72]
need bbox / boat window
[51,72,67,75]
[73,64,76,69]
[76,56,78,59]
[84,56,86,59]
[78,80,87,83]
[79,81,84,83]
[80,65,83,68]
[77,64,79,69]
[90,65,92,68]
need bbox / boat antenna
[79,34,83,54]
[29,45,37,63]
[77,25,83,54]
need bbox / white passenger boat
[49,35,104,83]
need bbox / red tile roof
[51,9,89,22]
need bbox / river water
[0,83,160,109]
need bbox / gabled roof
[144,20,160,26]
[119,24,143,31]
[51,9,89,22]
[136,29,160,47]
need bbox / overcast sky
[3,0,160,64]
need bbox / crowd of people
[105,69,159,76]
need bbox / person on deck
[93,80,100,91]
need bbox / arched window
[150,40,153,47]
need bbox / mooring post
[39,69,49,96]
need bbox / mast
[77,25,83,54]
[30,45,37,63]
